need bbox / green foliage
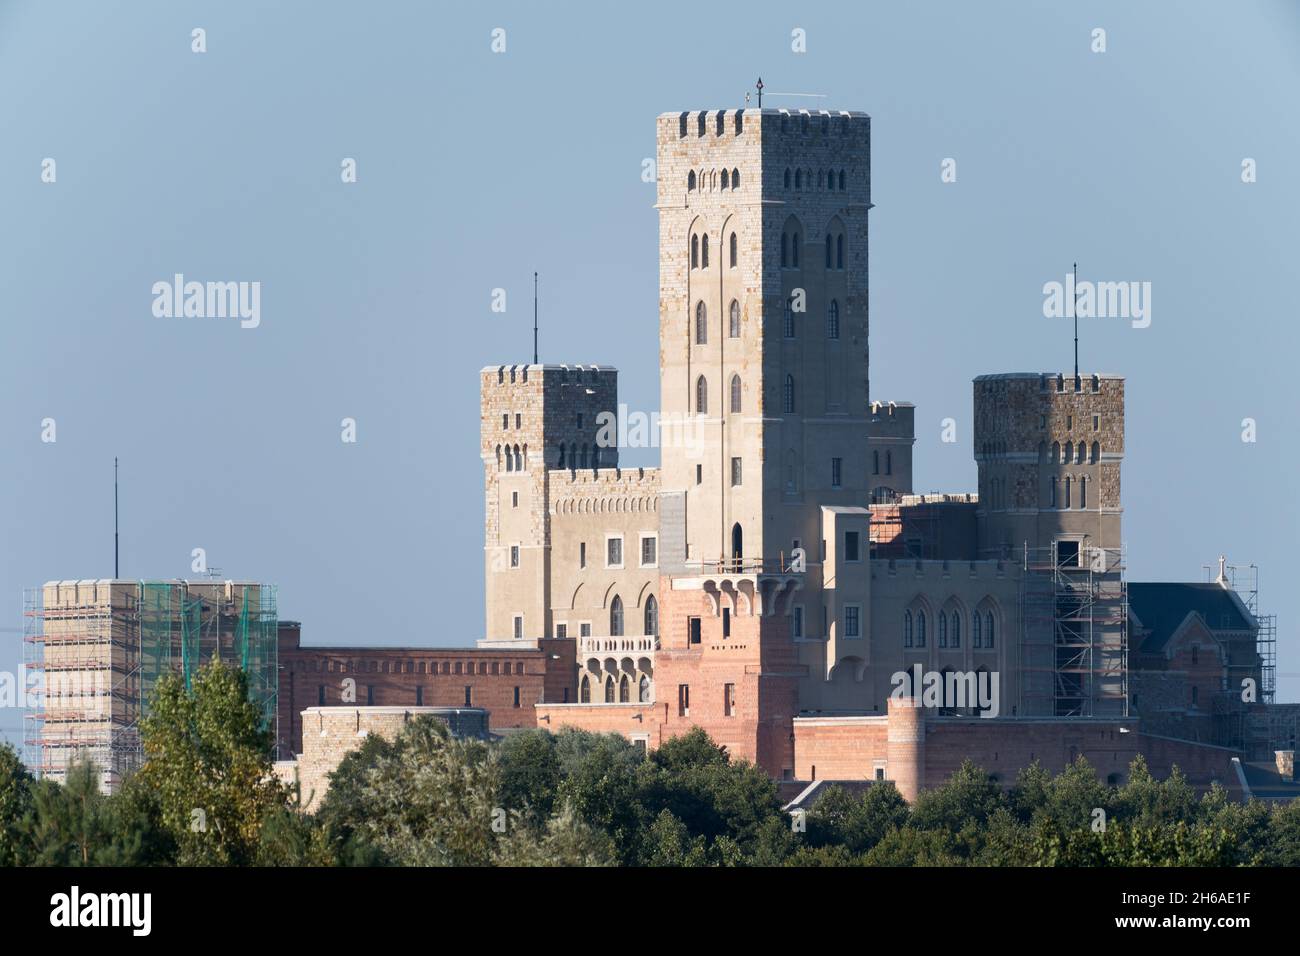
[0,743,34,866]
[138,658,290,865]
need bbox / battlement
[548,467,661,515]
[974,371,1125,459]
[658,109,870,143]
[481,364,617,388]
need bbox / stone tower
[649,108,872,776]
[973,371,1127,716]
[480,363,618,642]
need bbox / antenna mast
[114,457,119,578]
[533,272,538,365]
[1073,261,1079,382]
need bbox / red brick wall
[276,631,576,757]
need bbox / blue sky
[2,0,1298,745]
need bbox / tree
[497,801,617,867]
[138,659,289,865]
[0,742,33,866]
[497,729,561,828]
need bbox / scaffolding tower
[23,579,278,792]
[1020,541,1128,718]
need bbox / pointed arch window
[720,169,729,189]
[827,300,840,339]
[938,613,948,648]
[792,233,800,267]
[731,167,740,188]
[701,234,709,268]
[619,674,630,703]
[781,233,789,268]
[579,674,591,703]
[784,168,791,189]
[604,676,616,703]
[729,232,738,268]
[973,612,983,648]
[825,234,834,268]
[695,301,707,345]
[904,610,914,647]
[610,595,624,637]
[985,612,996,648]
[838,169,846,190]
[695,375,708,415]
[639,675,651,702]
[730,374,742,413]
[784,297,795,338]
[690,235,698,269]
[687,170,696,191]
[783,375,795,414]
[837,234,844,269]
[729,299,741,337]
[644,595,658,636]
[951,611,961,648]
[916,611,927,647]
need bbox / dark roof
[1128,583,1254,653]
[1240,761,1300,801]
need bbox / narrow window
[610,595,624,636]
[845,606,860,638]
[729,299,741,337]
[688,170,696,191]
[464,685,472,706]
[973,613,982,648]
[317,685,326,706]
[793,605,805,639]
[696,375,708,414]
[644,595,658,636]
[885,450,892,475]
[641,536,657,566]
[607,537,623,567]
[783,374,795,413]
[695,301,707,344]
[724,683,736,717]
[579,541,586,568]
[781,232,789,268]
[845,531,860,562]
[784,298,795,338]
[792,234,800,267]
[951,612,961,648]
[873,449,879,475]
[730,374,742,413]
[723,607,731,638]
[513,686,521,708]
[691,234,698,269]
[836,235,844,269]
[904,611,913,647]
[825,234,833,268]
[513,615,523,639]
[701,234,709,268]
[678,684,690,716]
[416,685,423,705]
[731,456,742,486]
[689,617,702,644]
[784,168,791,188]
[720,168,729,189]
[729,232,737,268]
[986,612,996,648]
[917,611,927,648]
[827,300,839,339]
[831,457,842,488]
[731,166,740,187]
[510,545,520,567]
[938,614,948,648]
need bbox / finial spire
[114,457,119,578]
[1072,261,1079,383]
[756,77,763,109]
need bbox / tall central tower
[651,108,872,777]
[655,108,872,572]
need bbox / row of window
[1045,441,1102,464]
[317,684,525,708]
[1048,475,1089,509]
[690,231,739,269]
[904,607,999,650]
[600,594,657,638]
[783,167,848,191]
[579,671,653,704]
[779,229,847,269]
[687,168,741,191]
[692,373,799,415]
[692,297,842,342]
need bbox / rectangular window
[689,617,702,644]
[696,463,703,485]
[845,531,860,562]
[563,687,570,703]
[722,607,731,638]
[317,685,325,706]
[641,536,657,567]
[724,683,736,717]
[678,684,690,716]
[606,536,623,568]
[579,542,586,569]
[515,413,522,429]
[416,686,423,706]
[513,686,521,708]
[502,413,509,430]
[793,605,804,639]
[731,456,742,486]
[366,685,374,705]
[556,623,567,639]
[510,545,520,567]
[1093,414,1100,431]
[580,622,591,637]
[1057,540,1080,567]
[513,615,523,640]
[831,457,843,488]
[845,605,861,638]
[512,491,518,508]
[576,413,584,429]
[464,686,472,706]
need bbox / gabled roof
[1128,582,1255,653]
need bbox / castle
[30,107,1294,801]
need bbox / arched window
[826,171,834,191]
[731,167,740,187]
[604,676,615,703]
[701,234,709,268]
[730,374,742,413]
[1064,475,1072,508]
[690,234,698,269]
[644,595,658,636]
[985,612,996,648]
[1076,442,1085,464]
[938,613,948,647]
[729,299,741,337]
[784,297,795,338]
[904,610,914,647]
[1090,441,1100,463]
[951,611,961,648]
[610,595,624,637]
[783,375,795,413]
[795,169,803,189]
[1079,476,1087,509]
[916,611,927,647]
[781,233,788,268]
[839,169,846,190]
[729,232,738,268]
[687,170,696,191]
[784,168,791,189]
[639,675,651,702]
[836,234,844,269]
[792,233,800,267]
[579,674,591,703]
[1063,441,1072,463]
[825,234,834,268]
[695,375,708,414]
[619,674,630,703]
[695,301,707,344]
[720,168,729,189]
[972,611,982,648]
[827,300,839,339]
[1050,476,1057,508]
[1051,441,1060,462]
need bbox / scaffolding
[24,579,278,792]
[1020,542,1128,718]
[1222,563,1275,706]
